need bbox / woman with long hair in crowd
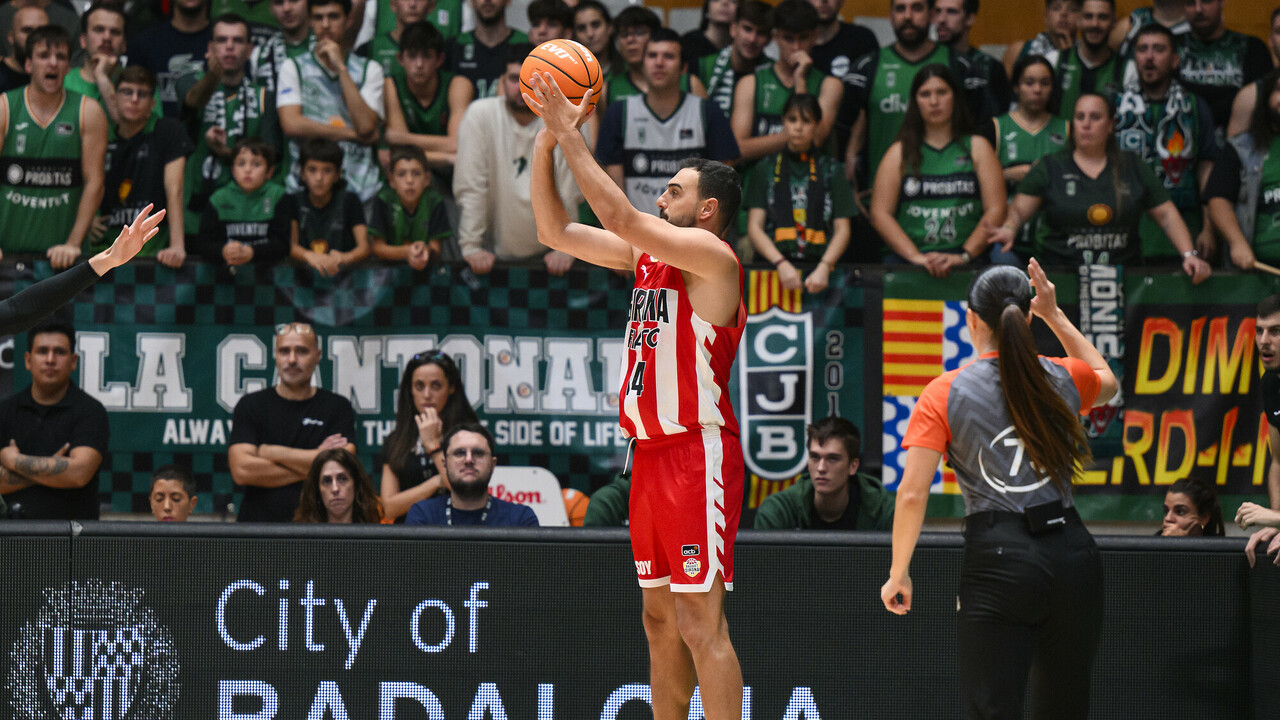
[379,349,479,520]
[869,63,1005,278]
[1159,477,1225,537]
[990,93,1212,282]
[991,54,1068,264]
[572,0,618,77]
[294,448,382,524]
[883,261,1118,718]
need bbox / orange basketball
[520,39,603,116]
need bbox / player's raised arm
[530,128,636,271]
[526,74,739,283]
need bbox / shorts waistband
[633,426,736,449]
[963,506,1082,531]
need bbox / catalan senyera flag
[747,270,804,314]
[882,299,944,397]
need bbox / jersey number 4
[627,361,646,396]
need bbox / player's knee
[641,599,678,638]
[673,603,727,651]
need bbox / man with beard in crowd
[404,423,539,526]
[1054,0,1120,118]
[807,0,877,81]
[933,0,1010,113]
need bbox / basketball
[520,39,603,116]
[561,488,590,527]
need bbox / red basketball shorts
[628,426,744,592]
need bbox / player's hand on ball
[524,73,594,138]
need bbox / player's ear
[700,197,719,223]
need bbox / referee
[881,260,1118,719]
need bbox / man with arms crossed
[527,75,746,720]
[229,322,357,521]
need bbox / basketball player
[526,72,746,720]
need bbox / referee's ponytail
[969,267,1091,493]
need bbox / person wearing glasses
[379,349,479,521]
[404,423,538,526]
[228,322,357,522]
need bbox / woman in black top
[0,205,164,336]
[379,350,479,520]
[990,93,1211,281]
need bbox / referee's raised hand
[87,204,167,276]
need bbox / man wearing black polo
[228,322,356,521]
[0,321,109,520]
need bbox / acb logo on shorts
[738,307,813,480]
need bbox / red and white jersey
[618,251,746,440]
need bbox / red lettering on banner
[488,485,542,505]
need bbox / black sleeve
[704,101,739,161]
[227,393,264,446]
[328,394,356,440]
[986,57,1012,115]
[158,118,195,162]
[367,196,389,240]
[0,262,99,337]
[837,51,877,129]
[344,191,367,227]
[1244,36,1276,86]
[75,396,110,456]
[595,101,626,165]
[193,204,227,260]
[1202,142,1241,202]
[261,194,295,264]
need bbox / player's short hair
[1085,0,1115,8]
[527,0,573,29]
[307,0,351,17]
[82,1,126,34]
[232,136,279,168]
[400,20,444,55]
[504,41,536,68]
[26,25,72,58]
[1132,21,1177,50]
[389,145,429,173]
[211,12,252,40]
[808,417,862,461]
[783,93,821,122]
[151,465,196,496]
[1258,294,1280,318]
[772,0,819,35]
[115,65,156,93]
[443,422,495,455]
[299,137,344,170]
[614,6,661,34]
[26,319,75,351]
[679,158,741,237]
[736,0,773,30]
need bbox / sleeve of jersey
[1016,156,1049,196]
[901,373,953,453]
[1136,157,1172,208]
[1047,356,1102,414]
[275,60,302,108]
[1202,143,1240,203]
[704,102,739,162]
[595,101,625,166]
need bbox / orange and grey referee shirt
[902,352,1101,516]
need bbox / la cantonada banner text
[0,260,1272,521]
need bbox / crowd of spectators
[0,0,1279,548]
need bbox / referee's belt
[774,227,827,245]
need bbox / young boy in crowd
[745,94,852,294]
[150,465,198,522]
[383,21,472,169]
[282,138,370,276]
[369,146,452,269]
[194,137,290,268]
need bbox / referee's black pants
[957,508,1104,720]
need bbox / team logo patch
[1087,203,1113,226]
[683,557,702,577]
[739,306,814,480]
[903,177,920,198]
[679,128,693,139]
[6,580,180,720]
[55,122,74,136]
[681,544,700,557]
[632,152,649,174]
[7,163,22,184]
